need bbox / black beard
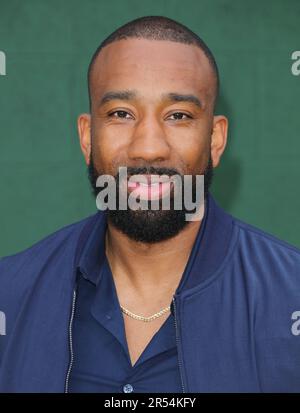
[87,157,214,244]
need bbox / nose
[127,113,171,163]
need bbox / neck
[105,216,203,299]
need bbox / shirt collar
[77,209,108,285]
[175,191,234,293]
[76,191,234,291]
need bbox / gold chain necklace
[120,304,171,322]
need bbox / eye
[168,112,192,121]
[108,110,133,119]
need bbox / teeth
[130,178,170,184]
[139,182,160,187]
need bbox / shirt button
[123,383,134,393]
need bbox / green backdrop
[0,0,299,256]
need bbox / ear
[77,113,91,165]
[210,115,228,168]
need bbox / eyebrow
[99,90,136,106]
[163,92,202,108]
[98,90,203,109]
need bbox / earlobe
[210,115,228,168]
[77,113,91,165]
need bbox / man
[0,15,300,393]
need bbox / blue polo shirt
[69,199,209,393]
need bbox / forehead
[90,38,215,106]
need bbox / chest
[123,313,171,366]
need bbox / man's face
[79,38,227,242]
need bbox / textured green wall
[0,0,299,256]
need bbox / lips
[127,174,173,200]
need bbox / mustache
[88,155,214,199]
[115,166,183,180]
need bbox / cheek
[91,126,129,174]
[173,135,211,174]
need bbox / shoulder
[231,216,300,307]
[0,212,99,288]
[231,219,300,386]
[233,216,300,265]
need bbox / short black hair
[87,15,220,112]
